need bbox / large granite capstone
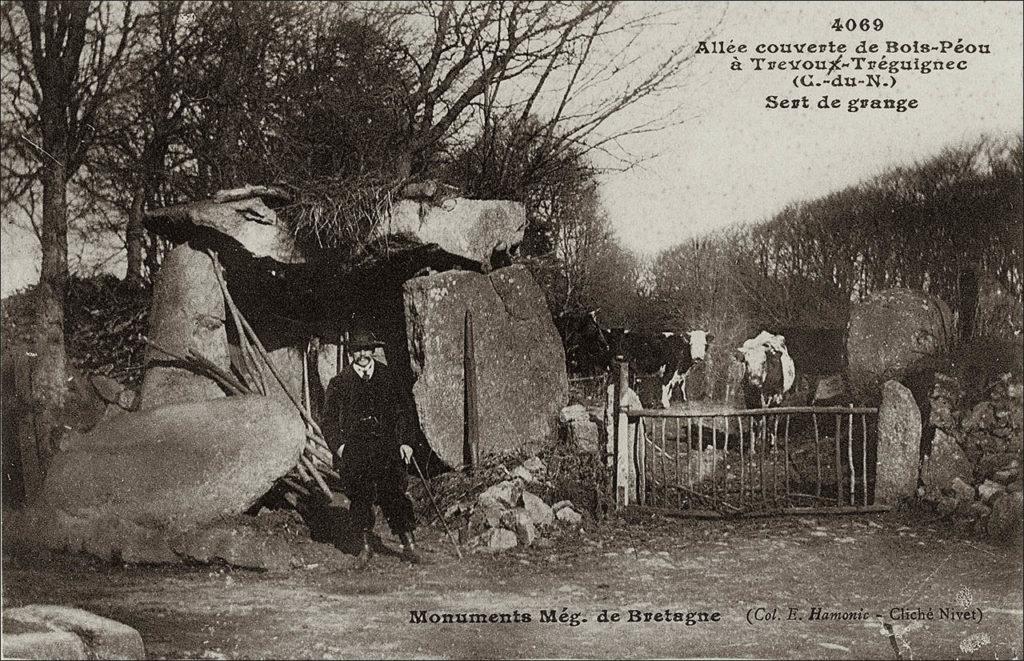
[403,266,567,466]
[42,394,304,530]
[388,198,525,263]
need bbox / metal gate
[610,367,883,517]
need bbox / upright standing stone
[138,245,230,409]
[876,380,923,504]
[403,266,568,466]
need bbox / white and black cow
[608,328,712,408]
[736,331,796,409]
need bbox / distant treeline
[643,136,1022,340]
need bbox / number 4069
[832,18,884,31]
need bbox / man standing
[322,328,426,564]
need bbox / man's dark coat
[322,361,417,533]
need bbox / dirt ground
[2,510,1021,660]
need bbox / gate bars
[610,361,881,516]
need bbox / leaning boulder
[42,395,304,530]
[138,245,231,410]
[847,288,952,402]
[403,266,568,466]
[875,380,923,505]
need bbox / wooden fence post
[464,310,480,473]
[614,359,632,508]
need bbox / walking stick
[410,455,464,560]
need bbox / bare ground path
[3,511,1021,659]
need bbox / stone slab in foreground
[42,394,304,530]
[3,605,144,660]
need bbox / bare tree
[382,1,718,175]
[1,0,141,495]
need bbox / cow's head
[735,344,768,388]
[736,331,786,388]
[686,330,712,362]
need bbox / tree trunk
[126,186,146,289]
[27,161,71,500]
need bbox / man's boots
[357,531,373,565]
[399,531,431,565]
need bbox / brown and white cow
[736,331,796,409]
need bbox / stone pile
[921,372,1022,544]
[444,456,584,553]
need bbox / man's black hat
[348,328,385,350]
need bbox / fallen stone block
[950,477,976,507]
[556,507,583,526]
[473,495,508,528]
[967,501,991,519]
[522,492,554,528]
[988,492,1023,545]
[513,509,537,547]
[978,479,1006,503]
[4,605,145,660]
[552,500,574,514]
[43,394,305,531]
[486,528,518,552]
[481,480,524,508]
[921,429,972,502]
[993,468,1020,484]
[1,629,88,660]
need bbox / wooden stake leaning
[205,250,335,498]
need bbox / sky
[2,1,1022,296]
[597,1,1024,256]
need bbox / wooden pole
[614,359,631,508]
[813,414,822,498]
[464,310,480,473]
[862,414,869,506]
[835,414,842,507]
[848,411,855,506]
